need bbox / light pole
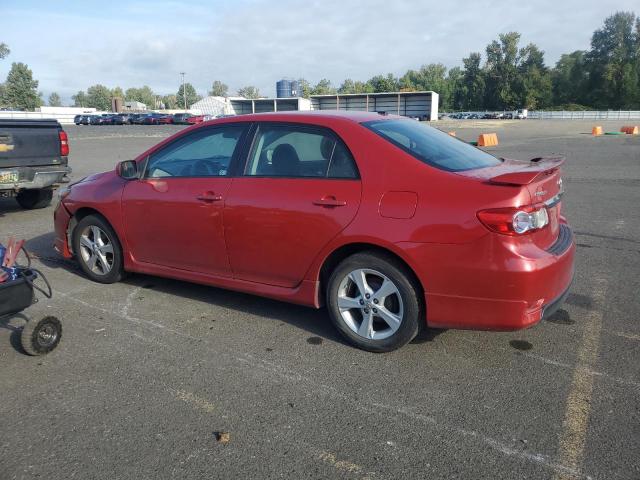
[180,72,186,111]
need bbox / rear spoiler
[489,156,565,186]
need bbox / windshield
[363,119,501,172]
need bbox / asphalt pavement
[0,120,638,479]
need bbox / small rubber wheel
[21,316,62,355]
[72,214,125,283]
[16,188,53,209]
[326,252,423,352]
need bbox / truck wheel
[16,188,53,209]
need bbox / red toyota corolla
[53,111,574,352]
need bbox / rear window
[363,119,501,172]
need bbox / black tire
[21,316,62,355]
[72,214,125,284]
[15,188,53,209]
[326,252,423,353]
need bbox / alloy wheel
[79,225,114,276]
[337,268,404,340]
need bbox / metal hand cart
[0,253,61,355]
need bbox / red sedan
[186,115,205,125]
[53,111,574,352]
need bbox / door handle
[196,192,223,202]
[312,196,347,207]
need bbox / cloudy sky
[1,0,637,102]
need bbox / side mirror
[117,160,139,180]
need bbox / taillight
[477,205,549,235]
[59,131,69,156]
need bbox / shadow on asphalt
[0,197,23,217]
[0,313,29,354]
[24,231,446,348]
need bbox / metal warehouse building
[191,91,438,120]
[311,91,438,120]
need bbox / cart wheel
[21,316,62,355]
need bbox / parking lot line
[49,281,590,478]
[553,275,608,480]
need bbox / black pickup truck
[0,119,71,209]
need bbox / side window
[146,125,245,178]
[327,140,358,179]
[244,125,358,179]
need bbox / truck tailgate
[0,119,62,168]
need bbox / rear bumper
[399,224,576,331]
[0,165,71,192]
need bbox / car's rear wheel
[326,252,422,352]
[72,214,124,284]
[15,188,53,209]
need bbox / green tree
[48,92,62,107]
[297,78,311,98]
[446,66,464,111]
[3,62,42,110]
[552,51,589,106]
[162,94,178,109]
[237,85,260,99]
[484,32,522,110]
[338,78,356,94]
[72,90,87,107]
[517,43,552,109]
[368,73,398,93]
[125,86,156,109]
[177,82,200,107]
[311,78,336,95]
[111,86,125,100]
[209,80,228,97]
[585,11,639,108]
[85,84,112,111]
[0,43,9,59]
[460,52,485,110]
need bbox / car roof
[200,110,402,126]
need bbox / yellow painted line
[317,451,374,479]
[554,277,608,480]
[173,389,216,414]
[612,331,640,342]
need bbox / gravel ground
[0,120,638,480]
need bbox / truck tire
[16,188,53,209]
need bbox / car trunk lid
[458,157,564,250]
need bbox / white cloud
[0,0,637,102]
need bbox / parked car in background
[53,111,574,352]
[130,114,149,125]
[74,115,83,125]
[89,115,105,125]
[142,113,173,125]
[109,114,127,125]
[117,113,133,124]
[186,115,205,125]
[172,113,194,124]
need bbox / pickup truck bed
[0,119,71,209]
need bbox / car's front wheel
[72,214,124,284]
[326,252,422,352]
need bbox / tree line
[298,11,640,111]
[1,11,639,111]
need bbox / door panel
[122,177,232,276]
[224,178,361,287]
